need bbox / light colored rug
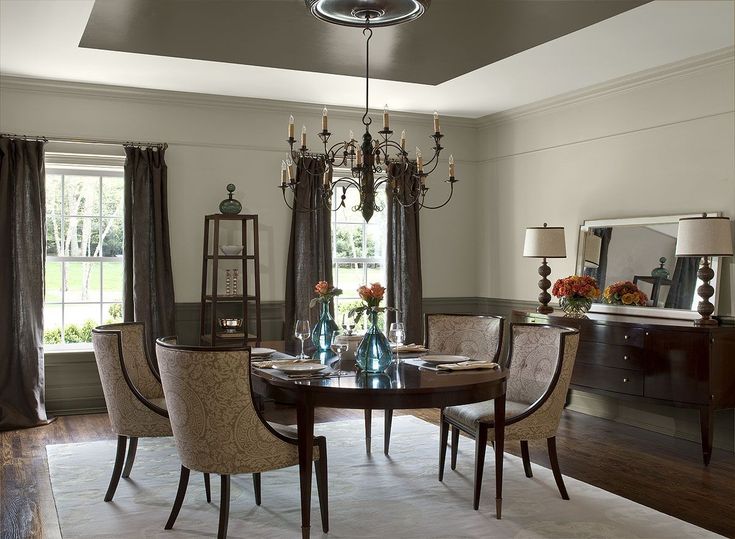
[46,416,718,538]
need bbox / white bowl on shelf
[220,245,244,256]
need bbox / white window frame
[44,153,126,351]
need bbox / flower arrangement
[349,283,398,323]
[603,281,648,306]
[309,281,342,308]
[552,275,600,316]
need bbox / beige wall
[476,55,735,315]
[0,78,480,302]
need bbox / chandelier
[279,0,457,222]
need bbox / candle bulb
[433,111,440,133]
[280,160,288,185]
[288,115,295,139]
[449,154,455,177]
[400,130,406,151]
[301,125,307,148]
[349,129,355,142]
[416,147,423,172]
[322,107,328,131]
[323,166,332,186]
[383,105,390,130]
[356,147,363,166]
[286,159,295,181]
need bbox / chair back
[425,314,504,363]
[92,327,170,437]
[155,339,298,475]
[505,323,580,432]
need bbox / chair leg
[204,473,212,503]
[218,475,231,539]
[104,435,127,502]
[547,437,569,500]
[165,465,190,529]
[364,409,372,454]
[473,425,488,510]
[384,409,393,455]
[450,426,460,470]
[315,438,329,533]
[438,414,449,481]
[253,473,261,506]
[520,440,533,478]
[121,437,138,479]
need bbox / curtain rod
[0,133,168,149]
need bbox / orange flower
[369,282,385,301]
[314,281,330,296]
[358,285,371,301]
[621,293,634,305]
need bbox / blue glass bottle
[311,302,338,355]
[355,310,393,373]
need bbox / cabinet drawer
[582,325,644,347]
[572,364,644,396]
[577,341,644,371]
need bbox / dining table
[251,346,508,539]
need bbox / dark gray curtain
[0,136,50,430]
[284,158,331,352]
[386,163,423,344]
[665,257,699,309]
[584,227,613,294]
[123,146,176,360]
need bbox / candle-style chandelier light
[279,0,457,222]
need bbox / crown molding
[0,75,477,129]
[476,46,735,129]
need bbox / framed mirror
[575,213,722,321]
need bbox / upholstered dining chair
[91,323,211,503]
[439,323,580,511]
[369,314,505,455]
[155,339,329,539]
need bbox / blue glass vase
[311,302,338,355]
[355,310,393,373]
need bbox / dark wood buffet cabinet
[512,310,735,465]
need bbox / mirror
[576,213,722,320]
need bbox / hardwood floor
[2,407,733,538]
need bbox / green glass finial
[651,257,669,279]
[219,183,242,214]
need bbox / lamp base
[695,256,718,327]
[694,318,718,327]
[536,259,554,315]
[537,305,554,315]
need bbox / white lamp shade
[523,226,566,258]
[676,216,733,257]
[584,232,602,267]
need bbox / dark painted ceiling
[80,0,650,85]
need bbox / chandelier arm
[333,176,362,191]
[361,20,373,128]
[417,181,456,210]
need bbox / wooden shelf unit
[199,214,262,346]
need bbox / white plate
[273,363,327,375]
[420,354,472,364]
[251,347,276,357]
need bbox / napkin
[436,361,499,371]
[392,343,429,353]
[252,359,319,369]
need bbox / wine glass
[342,312,356,336]
[294,320,311,360]
[388,322,406,364]
[330,330,349,376]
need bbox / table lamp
[523,223,566,314]
[584,232,602,268]
[675,215,733,326]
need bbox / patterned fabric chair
[439,323,580,511]
[91,323,211,502]
[369,314,504,456]
[156,339,328,539]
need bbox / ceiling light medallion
[279,0,456,222]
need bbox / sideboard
[512,310,735,465]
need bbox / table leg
[494,393,506,519]
[297,400,315,538]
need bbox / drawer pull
[623,355,629,360]
[624,335,629,340]
[645,332,650,336]
[623,378,630,383]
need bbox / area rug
[46,416,718,538]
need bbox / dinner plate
[420,354,472,364]
[273,363,327,375]
[251,347,277,357]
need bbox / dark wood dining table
[252,356,508,539]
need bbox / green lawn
[45,260,123,302]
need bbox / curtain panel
[0,136,50,430]
[284,158,331,352]
[123,146,176,360]
[386,164,423,344]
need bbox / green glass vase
[355,310,393,373]
[311,302,339,355]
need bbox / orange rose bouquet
[348,282,399,324]
[552,275,600,316]
[603,281,648,307]
[309,280,342,308]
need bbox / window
[44,154,125,348]
[331,178,388,330]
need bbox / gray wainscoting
[44,296,734,453]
